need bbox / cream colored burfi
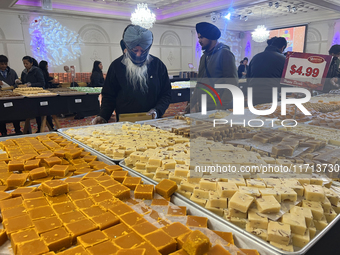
[246,179,266,189]
[217,182,238,198]
[209,192,227,208]
[259,188,281,202]
[248,209,268,229]
[292,231,310,248]
[267,221,291,245]
[304,185,325,202]
[281,213,307,235]
[229,192,254,213]
[239,186,261,198]
[256,196,281,214]
[276,187,297,202]
[245,223,268,241]
[302,200,324,220]
[290,206,313,227]
[199,178,218,191]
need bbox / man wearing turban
[92,25,172,123]
[188,22,238,112]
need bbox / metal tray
[119,161,340,255]
[58,122,133,162]
[0,96,25,100]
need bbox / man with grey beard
[92,25,172,123]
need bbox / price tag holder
[40,101,48,106]
[281,52,332,91]
[3,102,13,108]
[178,93,182,96]
[75,99,82,103]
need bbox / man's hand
[15,79,22,85]
[91,116,107,125]
[0,81,3,86]
[147,109,157,119]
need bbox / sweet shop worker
[92,25,172,124]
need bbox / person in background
[238,57,249,79]
[37,60,55,131]
[39,61,54,89]
[323,44,340,92]
[90,61,105,87]
[0,55,22,135]
[92,24,171,124]
[248,37,287,105]
[188,22,238,112]
[21,56,45,87]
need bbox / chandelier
[130,3,156,29]
[251,25,270,43]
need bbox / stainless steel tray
[118,162,280,255]
[119,161,340,255]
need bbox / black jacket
[192,43,238,110]
[0,67,18,86]
[323,57,340,92]
[99,55,172,121]
[90,71,104,87]
[248,45,286,103]
[41,70,54,89]
[238,64,249,79]
[21,66,45,88]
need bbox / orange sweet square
[44,157,62,167]
[29,167,48,180]
[134,184,154,200]
[155,179,177,198]
[122,177,141,190]
[186,215,208,228]
[144,229,177,255]
[167,206,187,216]
[49,165,69,177]
[41,227,72,252]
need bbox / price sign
[40,101,48,106]
[75,99,82,103]
[281,52,332,91]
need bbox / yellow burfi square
[229,192,254,213]
[256,196,281,214]
[49,165,69,177]
[29,167,48,180]
[7,173,29,187]
[156,179,178,198]
[134,184,154,200]
[16,239,49,255]
[267,221,291,245]
[24,159,41,171]
[182,230,211,255]
[77,229,108,248]
[41,227,72,252]
[41,180,69,196]
[44,157,62,167]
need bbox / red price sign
[281,52,332,90]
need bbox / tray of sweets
[0,132,119,192]
[0,150,277,255]
[118,134,340,254]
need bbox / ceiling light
[130,3,156,29]
[268,2,273,7]
[291,7,297,12]
[224,12,231,20]
[287,5,291,12]
[244,16,248,21]
[275,2,280,8]
[252,25,270,43]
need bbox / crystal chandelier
[251,25,270,43]
[130,3,156,29]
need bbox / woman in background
[39,60,54,89]
[238,57,249,79]
[21,56,45,87]
[37,60,55,130]
[90,61,104,87]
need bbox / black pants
[0,121,21,135]
[36,116,54,132]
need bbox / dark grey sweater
[0,67,18,86]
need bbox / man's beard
[122,52,149,94]
[201,41,212,51]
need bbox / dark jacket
[192,43,238,110]
[323,57,340,93]
[99,55,172,121]
[238,64,249,79]
[248,45,286,104]
[90,71,104,87]
[41,70,54,89]
[0,66,18,86]
[21,66,45,88]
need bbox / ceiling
[1,0,340,30]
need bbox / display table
[0,93,100,133]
